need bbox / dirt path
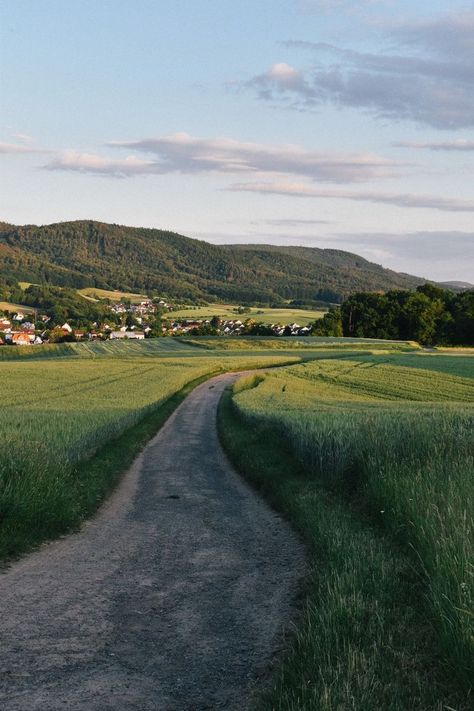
[0,373,305,710]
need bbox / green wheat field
[229,353,474,708]
[1,336,473,707]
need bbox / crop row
[0,351,296,559]
[232,359,474,690]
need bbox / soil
[0,373,305,710]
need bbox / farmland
[0,336,424,561]
[169,303,326,325]
[0,339,299,560]
[77,287,148,302]
[1,337,473,707]
[223,354,474,708]
[0,300,35,314]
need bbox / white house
[110,331,145,340]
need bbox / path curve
[0,373,305,710]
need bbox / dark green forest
[314,285,474,345]
[0,220,426,304]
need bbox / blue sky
[1,0,473,281]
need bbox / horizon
[1,216,472,286]
[1,1,473,282]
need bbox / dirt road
[0,373,305,710]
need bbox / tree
[312,309,343,337]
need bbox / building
[109,331,145,340]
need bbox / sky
[1,0,473,282]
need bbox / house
[61,322,73,334]
[11,332,32,346]
[0,318,11,331]
[110,330,145,340]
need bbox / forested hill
[0,220,427,303]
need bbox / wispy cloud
[254,217,331,226]
[300,0,391,10]
[201,229,474,282]
[0,141,40,154]
[43,151,158,177]
[42,133,398,183]
[228,181,474,212]
[395,139,474,152]
[242,10,474,129]
[328,231,474,281]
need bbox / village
[0,298,313,346]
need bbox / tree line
[313,285,474,345]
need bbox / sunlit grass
[0,348,297,560]
[231,358,474,698]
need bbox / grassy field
[184,335,420,351]
[0,340,300,560]
[170,303,326,325]
[2,335,473,705]
[77,287,147,302]
[16,282,147,303]
[0,336,420,561]
[224,355,474,707]
[0,300,35,314]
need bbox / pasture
[228,355,474,707]
[169,303,326,325]
[0,300,35,314]
[77,287,148,302]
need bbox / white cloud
[300,0,389,10]
[243,10,474,129]
[227,181,474,212]
[0,141,39,154]
[42,133,399,183]
[43,151,159,177]
[329,231,474,281]
[254,217,332,226]
[395,139,474,152]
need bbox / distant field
[0,335,421,362]
[77,287,147,302]
[0,300,35,314]
[170,303,326,325]
[373,351,474,379]
[17,282,147,303]
[185,335,420,351]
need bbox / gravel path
[0,373,305,710]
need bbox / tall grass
[232,360,474,693]
[0,351,296,560]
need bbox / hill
[0,220,428,304]
[440,281,473,291]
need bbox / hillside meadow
[169,304,327,325]
[224,354,474,708]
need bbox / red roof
[12,333,31,344]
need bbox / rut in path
[0,373,305,711]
